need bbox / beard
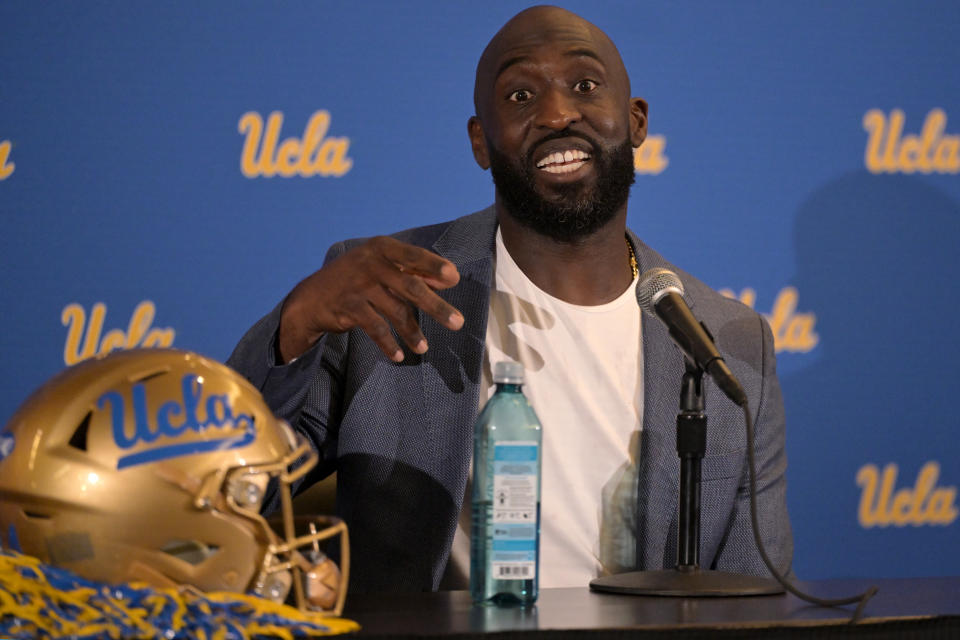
[488,133,636,243]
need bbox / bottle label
[491,441,538,580]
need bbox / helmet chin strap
[301,548,342,610]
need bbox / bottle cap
[493,361,524,384]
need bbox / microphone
[636,268,747,406]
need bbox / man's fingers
[374,236,460,289]
[369,287,429,355]
[354,303,405,363]
[376,258,464,331]
[283,237,466,364]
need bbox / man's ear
[629,97,649,148]
[468,116,490,169]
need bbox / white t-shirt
[448,228,644,588]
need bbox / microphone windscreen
[636,268,685,317]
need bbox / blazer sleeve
[713,314,794,578]
[226,241,352,475]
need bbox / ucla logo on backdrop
[856,461,958,528]
[61,300,176,366]
[634,134,668,174]
[863,109,960,174]
[719,286,818,353]
[98,373,256,469]
[238,110,352,178]
[0,139,15,180]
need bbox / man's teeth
[536,149,590,174]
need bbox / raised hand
[277,236,464,363]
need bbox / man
[229,5,792,594]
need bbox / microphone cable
[741,400,878,624]
[639,266,878,621]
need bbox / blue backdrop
[2,1,958,580]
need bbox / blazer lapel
[630,232,688,569]
[420,208,497,504]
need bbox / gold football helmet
[0,348,348,615]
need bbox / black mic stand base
[589,567,784,597]
[591,365,783,598]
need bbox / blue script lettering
[181,375,202,432]
[99,390,136,448]
[97,374,256,469]
[205,394,233,427]
[156,400,185,437]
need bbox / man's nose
[534,88,581,130]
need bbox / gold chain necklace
[626,236,638,279]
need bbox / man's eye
[509,89,532,102]
[575,80,598,93]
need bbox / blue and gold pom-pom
[0,550,359,639]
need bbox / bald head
[465,5,647,244]
[473,5,631,118]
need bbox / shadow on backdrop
[784,170,960,579]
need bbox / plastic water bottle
[470,361,542,606]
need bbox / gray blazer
[228,207,793,593]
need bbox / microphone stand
[589,360,784,596]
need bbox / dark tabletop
[342,577,960,638]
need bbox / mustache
[527,128,600,164]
